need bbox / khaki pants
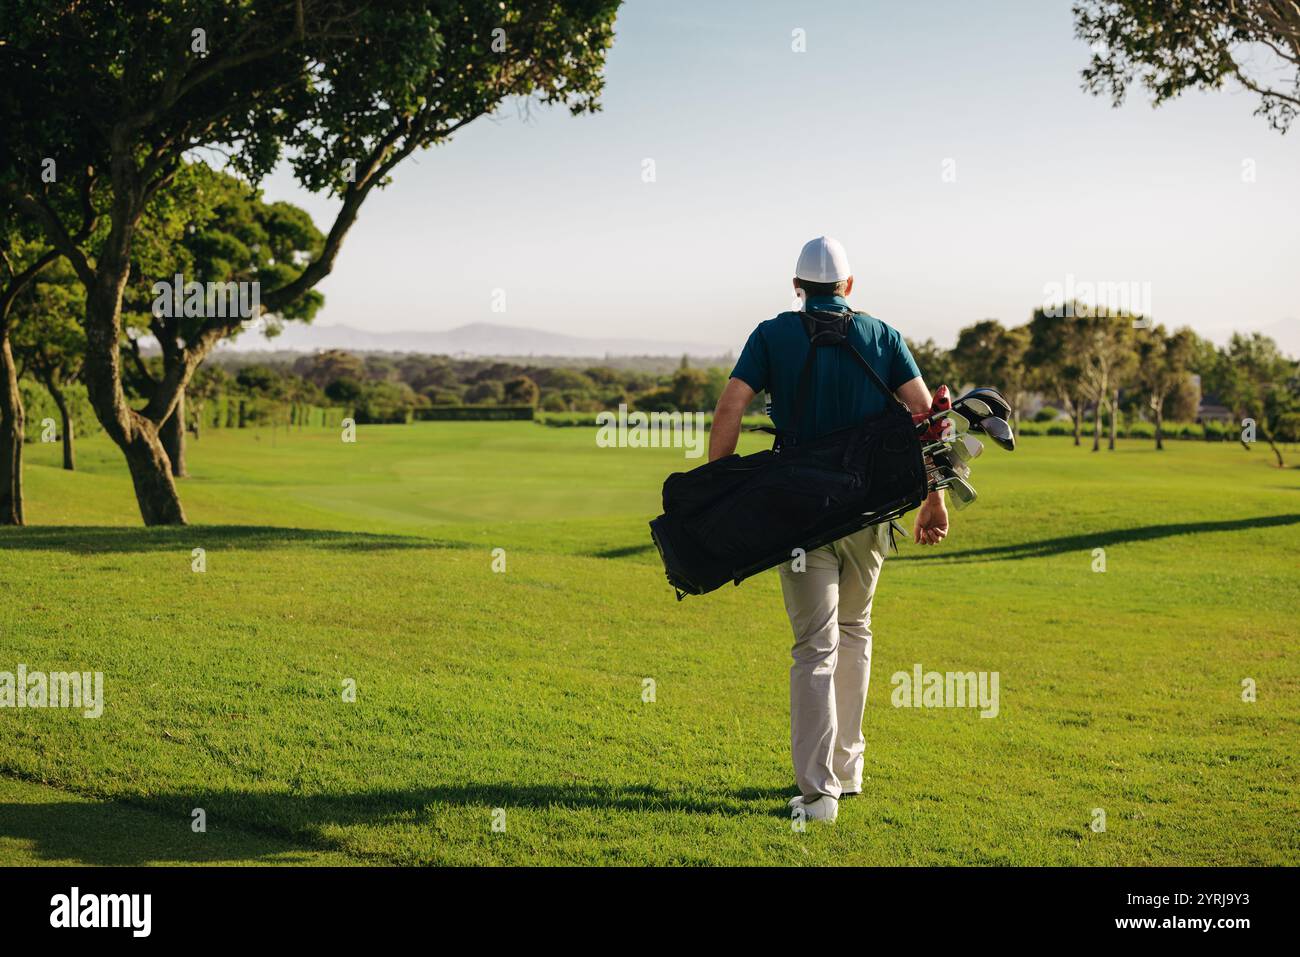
[778,523,889,799]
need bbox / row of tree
[234,350,734,417]
[907,310,1299,467]
[14,303,1296,481]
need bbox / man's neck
[804,294,850,311]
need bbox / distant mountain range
[219,321,731,359]
[213,316,1299,360]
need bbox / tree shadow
[899,514,1300,565]
[0,796,337,866]
[0,525,477,555]
[0,780,793,866]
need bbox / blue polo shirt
[731,295,921,441]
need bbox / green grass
[1,422,1297,865]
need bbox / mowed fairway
[1,421,1297,865]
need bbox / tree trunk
[1154,404,1164,451]
[161,386,187,478]
[0,330,24,525]
[1091,401,1101,452]
[81,249,188,526]
[1108,389,1118,451]
[120,423,187,524]
[1268,441,1285,468]
[45,377,76,471]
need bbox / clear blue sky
[260,0,1299,353]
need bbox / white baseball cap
[794,236,851,283]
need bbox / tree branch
[0,246,61,324]
[0,185,96,288]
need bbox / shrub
[325,377,363,404]
[18,380,102,443]
[463,380,503,405]
[1274,413,1300,443]
[503,375,540,407]
[355,381,417,424]
[1034,406,1059,422]
[633,389,677,413]
[1203,420,1230,441]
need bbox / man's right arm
[708,377,757,461]
[895,375,949,546]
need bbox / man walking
[707,236,949,823]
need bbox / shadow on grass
[588,515,1300,567]
[899,514,1300,565]
[0,780,792,865]
[588,542,656,560]
[0,798,339,866]
[0,525,476,554]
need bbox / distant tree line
[183,303,1300,469]
[908,305,1299,467]
[197,349,739,424]
[11,297,1298,491]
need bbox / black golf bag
[649,309,928,599]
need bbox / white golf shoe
[789,794,838,823]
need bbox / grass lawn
[1,421,1297,865]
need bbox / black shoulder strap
[840,334,910,413]
[781,309,906,446]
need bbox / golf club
[961,387,1012,421]
[922,430,982,464]
[951,396,996,422]
[927,447,958,471]
[915,405,969,435]
[951,435,983,463]
[973,415,1016,451]
[933,473,978,510]
[916,408,971,441]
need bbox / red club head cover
[918,384,952,441]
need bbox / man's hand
[913,494,949,545]
[896,376,950,546]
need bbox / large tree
[1215,332,1299,466]
[1027,306,1089,446]
[906,337,961,395]
[0,0,619,524]
[0,229,58,522]
[1076,311,1137,452]
[1076,0,1300,133]
[953,319,1031,428]
[120,162,324,477]
[1134,324,1196,450]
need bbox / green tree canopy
[0,0,620,524]
[1076,0,1300,132]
